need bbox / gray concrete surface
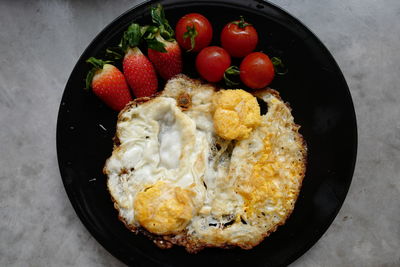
[0,0,399,266]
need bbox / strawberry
[85,57,132,111]
[148,38,182,80]
[120,23,158,98]
[146,4,183,80]
[123,47,158,98]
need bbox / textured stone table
[1,0,399,266]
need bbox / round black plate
[57,0,357,266]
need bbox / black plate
[57,0,357,266]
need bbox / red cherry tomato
[221,17,258,58]
[240,52,275,89]
[175,13,213,52]
[196,46,231,82]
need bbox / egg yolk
[235,135,279,217]
[213,90,261,140]
[134,181,195,235]
[235,133,304,217]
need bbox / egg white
[104,75,307,252]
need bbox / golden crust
[104,77,307,253]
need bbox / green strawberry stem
[223,66,240,87]
[86,57,108,69]
[139,25,162,51]
[145,32,168,53]
[85,57,111,90]
[120,23,143,52]
[105,47,124,60]
[183,25,198,52]
[120,23,168,53]
[117,5,173,54]
[141,25,159,39]
[150,4,174,41]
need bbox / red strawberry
[148,38,182,80]
[146,4,183,80]
[119,23,158,98]
[86,57,132,111]
[123,47,158,98]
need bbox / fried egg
[213,89,261,140]
[104,74,307,252]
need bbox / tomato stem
[232,16,251,29]
[183,24,198,51]
[271,57,288,75]
[223,66,241,87]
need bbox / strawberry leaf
[150,4,174,40]
[141,25,160,40]
[146,38,167,53]
[85,57,111,90]
[142,25,167,53]
[105,47,123,60]
[86,57,108,69]
[85,69,96,90]
[121,23,142,52]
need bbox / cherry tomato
[196,46,231,82]
[240,52,275,89]
[221,17,258,58]
[175,13,213,52]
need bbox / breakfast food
[104,75,307,252]
[85,57,132,111]
[175,13,213,52]
[221,16,259,58]
[148,37,182,80]
[146,5,183,80]
[240,52,275,89]
[212,89,261,140]
[120,23,158,98]
[196,46,231,82]
[84,4,301,253]
[85,5,286,110]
